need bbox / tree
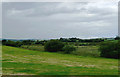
[99,41,120,59]
[62,45,76,54]
[2,39,7,45]
[44,40,64,52]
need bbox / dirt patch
[83,65,95,68]
[12,73,34,75]
[65,64,73,67]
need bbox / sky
[2,2,118,39]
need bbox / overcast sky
[2,2,118,39]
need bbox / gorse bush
[62,45,76,54]
[44,40,64,52]
[99,41,120,59]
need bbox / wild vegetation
[2,36,120,59]
[21,45,99,57]
[99,40,120,59]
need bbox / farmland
[2,46,118,75]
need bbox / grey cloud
[3,2,88,17]
[2,2,118,39]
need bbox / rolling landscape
[1,1,119,76]
[1,37,120,75]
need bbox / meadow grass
[2,46,118,75]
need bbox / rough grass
[21,45,100,57]
[2,46,118,75]
[72,46,100,57]
[21,45,44,51]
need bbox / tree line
[2,36,120,47]
[1,36,120,59]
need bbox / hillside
[2,46,118,75]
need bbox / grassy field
[2,46,118,75]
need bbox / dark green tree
[62,45,76,54]
[44,40,64,52]
[99,41,120,59]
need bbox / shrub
[62,45,76,54]
[2,40,22,47]
[44,40,64,52]
[99,41,120,59]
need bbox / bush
[62,45,76,54]
[2,40,22,47]
[44,40,64,52]
[99,41,120,59]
